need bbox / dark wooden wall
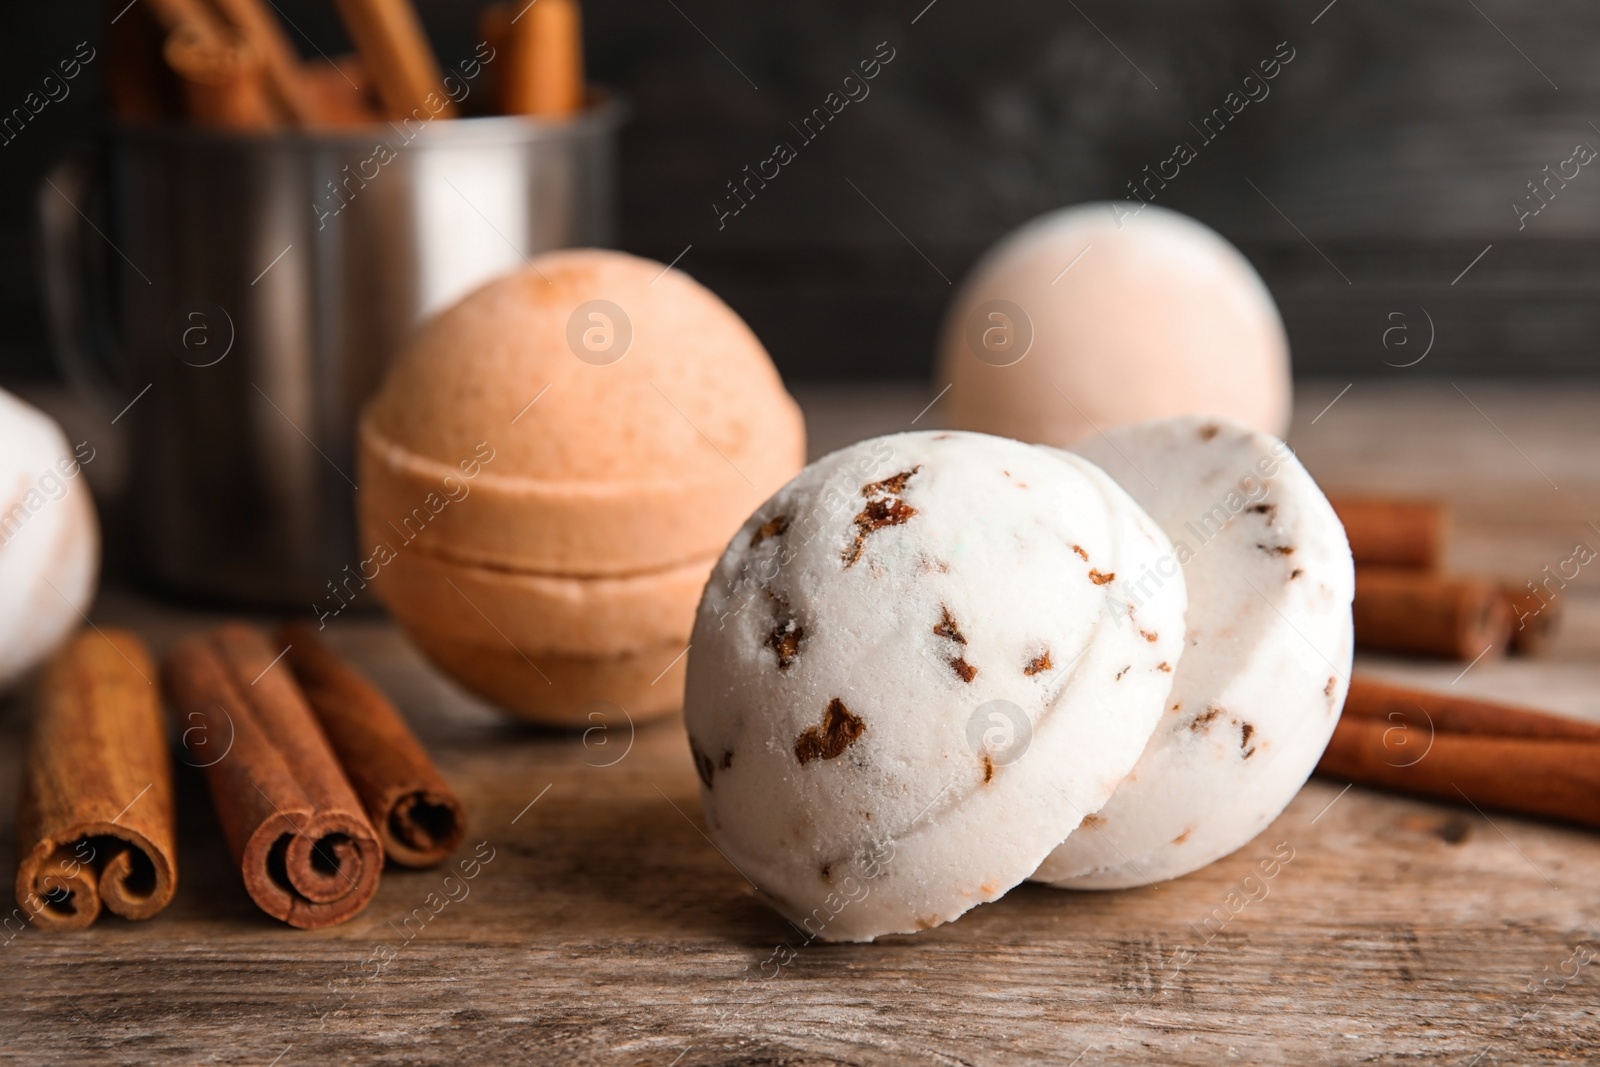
[2,0,1596,381]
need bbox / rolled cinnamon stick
[205,0,321,124]
[1503,585,1563,655]
[164,623,383,929]
[333,0,456,120]
[280,623,466,867]
[164,27,280,128]
[477,2,511,111]
[15,629,177,931]
[1320,677,1600,830]
[299,54,382,126]
[1328,495,1450,570]
[1354,566,1512,660]
[1340,674,1600,741]
[503,0,585,117]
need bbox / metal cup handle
[37,152,127,419]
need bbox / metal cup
[40,101,622,605]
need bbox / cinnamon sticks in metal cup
[15,629,178,931]
[1318,675,1600,831]
[164,623,384,929]
[280,622,466,868]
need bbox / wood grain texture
[2,383,1599,1064]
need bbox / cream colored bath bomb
[0,389,100,692]
[936,203,1290,447]
[1032,416,1353,889]
[360,248,806,576]
[683,430,1186,941]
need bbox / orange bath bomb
[358,249,805,723]
[360,248,806,576]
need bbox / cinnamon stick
[332,0,456,120]
[503,0,585,117]
[1503,585,1563,655]
[1328,495,1450,570]
[1340,674,1600,742]
[280,623,466,868]
[15,629,177,931]
[204,0,321,124]
[477,2,511,112]
[164,623,383,929]
[1353,566,1512,660]
[164,26,280,128]
[1319,676,1600,831]
[298,55,382,126]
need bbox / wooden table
[5,381,1599,1065]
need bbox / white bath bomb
[0,389,100,692]
[1032,416,1353,889]
[683,430,1186,941]
[936,203,1290,448]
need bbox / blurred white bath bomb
[936,203,1290,447]
[683,430,1185,941]
[1032,415,1352,890]
[0,389,100,692]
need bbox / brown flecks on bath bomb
[1081,813,1106,830]
[842,497,918,567]
[1324,676,1337,697]
[1139,629,1159,643]
[982,753,995,783]
[795,698,866,765]
[950,656,978,683]
[768,619,803,670]
[1256,543,1295,556]
[1240,721,1256,758]
[863,466,921,498]
[820,863,833,883]
[1071,544,1089,561]
[1156,661,1172,673]
[692,743,717,789]
[1247,502,1278,521]
[914,915,939,931]
[933,605,967,645]
[1198,423,1220,441]
[1172,827,1193,845]
[1190,705,1223,732]
[1024,650,1053,676]
[750,514,790,547]
[1289,568,1304,580]
[1115,665,1131,681]
[1089,568,1116,586]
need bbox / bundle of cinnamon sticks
[1320,495,1592,832]
[108,0,589,129]
[1329,494,1562,661]
[14,622,465,932]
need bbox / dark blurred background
[3,0,1597,383]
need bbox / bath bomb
[360,249,805,723]
[683,431,1186,941]
[361,248,806,576]
[0,389,100,692]
[936,203,1290,448]
[1032,416,1353,890]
